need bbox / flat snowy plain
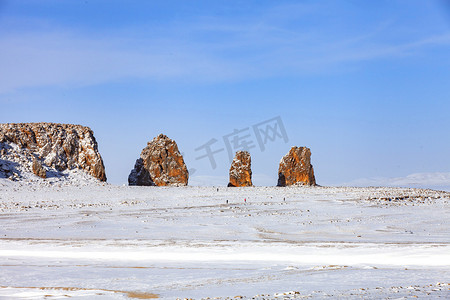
[0,177,449,299]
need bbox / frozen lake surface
[0,181,449,299]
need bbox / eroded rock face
[277,146,316,186]
[228,151,252,187]
[0,123,106,181]
[128,134,188,186]
[32,158,46,179]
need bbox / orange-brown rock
[128,134,188,186]
[277,146,316,186]
[228,151,252,187]
[0,123,106,181]
[32,158,46,179]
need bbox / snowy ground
[0,179,449,299]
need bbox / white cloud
[0,31,249,94]
[1,3,450,94]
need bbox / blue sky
[1,0,450,186]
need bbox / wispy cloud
[1,2,450,94]
[0,31,250,93]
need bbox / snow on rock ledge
[0,123,106,182]
[128,134,188,186]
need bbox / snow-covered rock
[277,146,316,186]
[228,151,253,187]
[128,134,188,186]
[0,122,106,182]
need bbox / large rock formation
[0,123,106,181]
[277,146,316,186]
[128,134,188,186]
[228,151,253,187]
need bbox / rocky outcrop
[0,123,106,181]
[128,134,188,186]
[228,151,252,187]
[32,158,46,178]
[277,146,316,186]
